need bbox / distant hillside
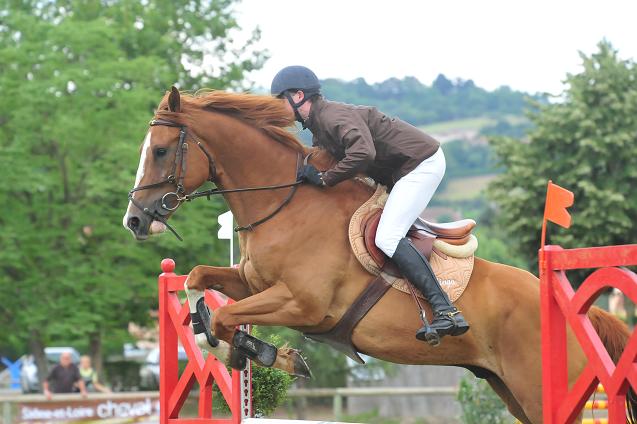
[320,74,542,127]
[297,75,537,197]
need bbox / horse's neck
[194,110,301,226]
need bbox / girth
[304,275,391,364]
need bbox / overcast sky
[234,0,637,95]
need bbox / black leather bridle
[128,118,303,240]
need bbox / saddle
[362,208,476,277]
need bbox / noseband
[128,118,303,241]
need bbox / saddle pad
[349,185,474,303]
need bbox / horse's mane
[156,90,308,154]
[154,89,376,194]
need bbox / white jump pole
[219,210,253,419]
[243,421,353,424]
[218,210,234,265]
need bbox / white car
[139,346,188,390]
[20,347,81,393]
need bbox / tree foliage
[443,140,499,178]
[321,75,540,126]
[0,0,264,368]
[458,375,510,424]
[488,41,637,269]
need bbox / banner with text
[17,395,159,423]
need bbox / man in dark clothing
[271,65,469,345]
[43,351,87,399]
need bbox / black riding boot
[392,237,470,342]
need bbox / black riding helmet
[271,66,321,127]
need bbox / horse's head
[123,87,214,240]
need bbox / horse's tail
[588,306,637,423]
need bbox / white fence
[286,386,458,421]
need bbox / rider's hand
[298,165,325,187]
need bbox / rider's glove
[298,164,325,187]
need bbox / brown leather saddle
[304,209,476,363]
[362,209,476,276]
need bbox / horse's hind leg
[486,376,533,424]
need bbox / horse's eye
[155,147,168,157]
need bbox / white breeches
[375,147,446,258]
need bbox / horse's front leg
[213,282,328,378]
[183,265,251,371]
[186,264,251,300]
[184,268,312,377]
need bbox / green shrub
[213,329,293,416]
[457,376,511,424]
[252,365,294,416]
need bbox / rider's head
[271,66,321,125]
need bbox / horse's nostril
[128,216,141,231]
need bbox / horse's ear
[168,86,181,112]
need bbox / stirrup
[416,325,440,347]
[413,309,440,346]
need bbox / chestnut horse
[123,88,634,424]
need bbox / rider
[271,66,469,343]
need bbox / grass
[420,117,494,134]
[342,409,430,424]
[437,174,498,202]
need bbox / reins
[128,118,304,240]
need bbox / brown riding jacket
[305,97,440,188]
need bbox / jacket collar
[305,96,326,131]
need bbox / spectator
[609,288,626,317]
[78,355,111,393]
[42,351,87,400]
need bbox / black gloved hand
[298,164,325,187]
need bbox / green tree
[458,375,511,424]
[433,73,454,95]
[0,0,264,379]
[488,41,637,270]
[320,75,536,126]
[443,139,499,178]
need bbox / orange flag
[543,181,574,228]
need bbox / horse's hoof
[290,350,312,379]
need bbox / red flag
[543,181,574,228]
